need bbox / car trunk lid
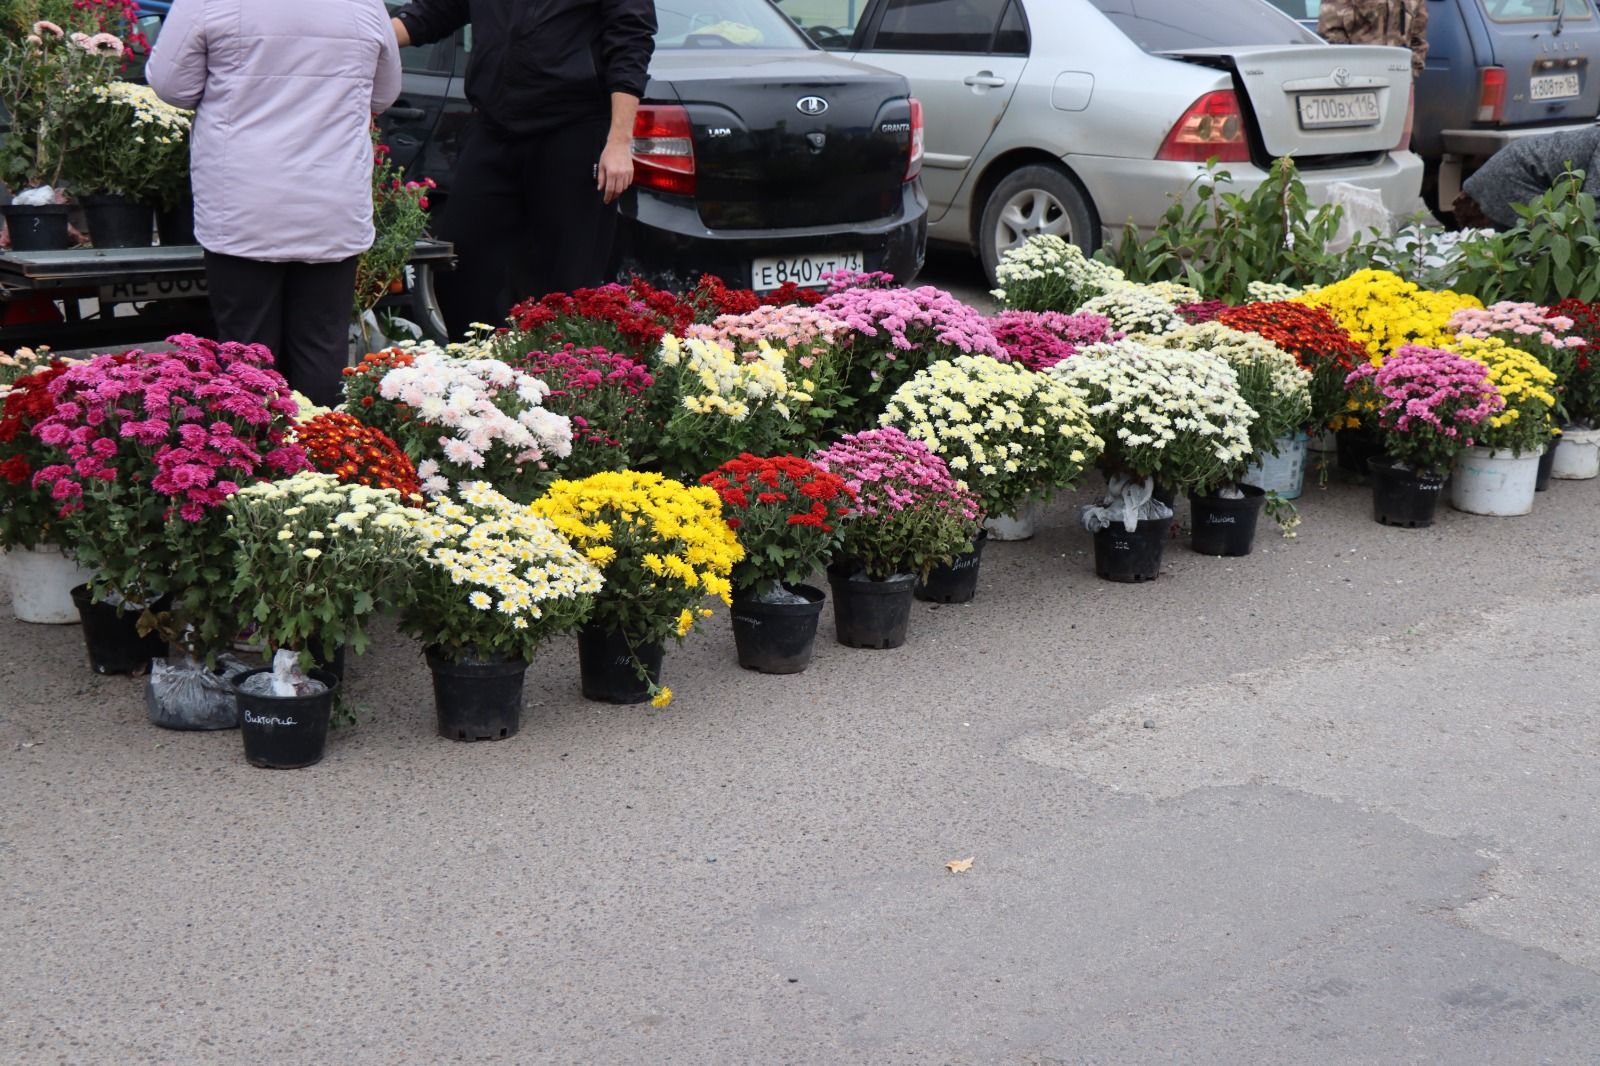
[1162,45,1412,159]
[1476,11,1600,129]
[649,52,912,230]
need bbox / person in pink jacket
[147,0,402,407]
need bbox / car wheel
[978,165,1098,284]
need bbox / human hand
[597,137,634,205]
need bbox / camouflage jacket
[1317,0,1429,79]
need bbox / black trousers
[204,251,358,409]
[434,116,618,339]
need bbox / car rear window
[655,0,813,48]
[1481,0,1591,21]
[1084,0,1319,52]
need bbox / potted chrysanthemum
[1157,323,1311,555]
[1345,344,1501,528]
[0,356,92,623]
[814,283,1006,432]
[1051,340,1254,581]
[1449,301,1584,488]
[881,355,1101,598]
[811,428,980,649]
[29,337,309,691]
[700,453,853,674]
[506,345,655,479]
[225,473,421,767]
[649,333,815,480]
[991,234,1127,313]
[340,343,572,501]
[1217,300,1367,462]
[532,471,742,706]
[1447,337,1557,516]
[401,483,602,738]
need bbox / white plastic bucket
[1551,427,1600,480]
[1306,430,1337,454]
[984,501,1044,541]
[1450,446,1540,516]
[1242,432,1307,500]
[5,544,94,624]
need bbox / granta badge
[796,96,829,116]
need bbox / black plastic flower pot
[1092,517,1172,583]
[730,583,826,674]
[426,648,528,740]
[1336,428,1383,478]
[2,203,70,251]
[71,584,169,675]
[80,194,153,249]
[155,197,196,246]
[234,667,337,769]
[577,626,663,704]
[1188,486,1265,557]
[914,531,987,604]
[307,639,348,684]
[1368,458,1444,528]
[1535,441,1557,492]
[828,566,917,649]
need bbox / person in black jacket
[391,0,657,338]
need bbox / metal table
[0,239,454,349]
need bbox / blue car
[1265,0,1600,214]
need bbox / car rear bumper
[613,183,929,290]
[1064,152,1425,238]
[1441,121,1600,158]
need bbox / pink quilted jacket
[147,0,402,262]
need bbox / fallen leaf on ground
[945,857,974,874]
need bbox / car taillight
[906,97,925,181]
[1476,67,1507,123]
[633,104,695,196]
[1156,90,1250,163]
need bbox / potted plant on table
[881,354,1101,595]
[352,138,433,349]
[810,427,980,649]
[401,483,602,739]
[700,453,853,674]
[1446,336,1558,517]
[0,354,92,622]
[28,337,309,703]
[1050,339,1254,581]
[0,19,121,249]
[61,81,191,248]
[225,473,420,767]
[531,470,741,706]
[1344,344,1502,528]
[1157,322,1311,554]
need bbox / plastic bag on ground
[1080,475,1174,533]
[145,652,251,730]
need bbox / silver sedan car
[777,0,1424,282]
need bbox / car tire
[978,165,1099,285]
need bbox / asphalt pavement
[3,457,1598,1064]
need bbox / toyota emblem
[796,96,829,116]
[1332,66,1351,88]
